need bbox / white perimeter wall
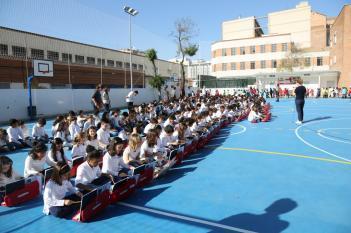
[0,88,158,122]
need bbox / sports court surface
[1,98,350,233]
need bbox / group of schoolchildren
[0,92,270,219]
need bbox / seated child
[43,162,82,218]
[47,138,70,167]
[7,119,28,149]
[0,129,16,152]
[123,133,143,167]
[75,149,109,192]
[24,142,48,178]
[71,133,87,158]
[0,155,22,192]
[97,120,110,149]
[102,138,131,183]
[32,118,49,143]
[86,126,99,150]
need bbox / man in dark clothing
[294,79,306,125]
[92,84,103,112]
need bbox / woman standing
[294,79,306,125]
[91,84,103,112]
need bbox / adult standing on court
[92,84,103,112]
[102,86,111,112]
[294,79,306,125]
[126,90,138,109]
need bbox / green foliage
[145,48,158,62]
[148,75,165,90]
[184,44,198,57]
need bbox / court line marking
[203,146,351,166]
[118,202,256,233]
[212,125,247,140]
[317,128,351,145]
[295,118,351,162]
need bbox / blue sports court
[1,98,351,233]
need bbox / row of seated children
[0,118,51,152]
[0,93,269,218]
[247,98,272,123]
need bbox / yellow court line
[208,146,351,166]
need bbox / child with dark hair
[6,119,28,149]
[97,120,110,149]
[43,162,82,218]
[47,138,69,167]
[32,117,49,143]
[0,129,16,152]
[102,138,130,183]
[24,141,48,177]
[75,149,108,192]
[0,155,22,187]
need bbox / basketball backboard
[33,59,53,77]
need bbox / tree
[145,48,158,77]
[149,75,165,100]
[171,18,199,97]
[146,48,164,100]
[277,43,306,73]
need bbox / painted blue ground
[1,98,351,233]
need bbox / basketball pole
[27,75,34,120]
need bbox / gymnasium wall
[0,88,158,123]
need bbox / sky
[0,0,348,61]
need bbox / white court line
[295,118,351,162]
[118,202,257,233]
[317,128,351,145]
[212,125,247,140]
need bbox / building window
[138,64,144,71]
[304,57,311,66]
[333,32,337,45]
[31,49,44,59]
[116,61,123,68]
[282,43,288,52]
[132,63,137,70]
[231,48,236,56]
[240,62,245,70]
[272,60,277,68]
[87,57,95,65]
[260,45,265,53]
[75,55,85,64]
[97,58,105,66]
[231,63,236,70]
[47,51,59,61]
[317,57,323,66]
[0,44,8,55]
[107,60,115,67]
[222,63,227,71]
[271,44,277,52]
[125,62,130,68]
[250,61,255,69]
[240,47,245,55]
[12,46,26,58]
[222,48,227,56]
[62,53,72,63]
[260,60,266,69]
[250,46,255,54]
[333,56,336,64]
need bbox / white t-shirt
[71,144,87,158]
[47,150,68,167]
[97,128,110,148]
[123,146,141,163]
[101,152,129,176]
[32,123,47,138]
[24,155,47,177]
[75,161,101,186]
[43,179,77,215]
[126,91,135,103]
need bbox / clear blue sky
[0,0,348,60]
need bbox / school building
[0,26,182,89]
[211,2,351,89]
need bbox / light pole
[124,6,138,91]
